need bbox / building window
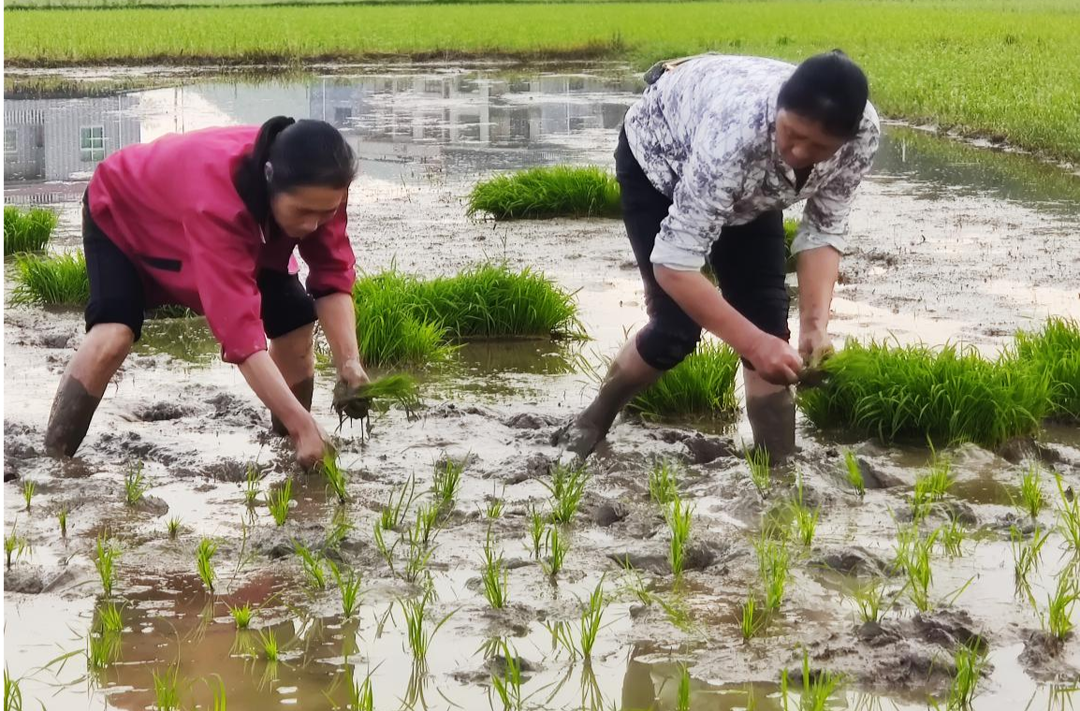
[80,126,105,162]
[4,128,16,154]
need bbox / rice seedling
[318,450,349,504]
[780,651,842,711]
[1013,463,1046,521]
[754,529,791,612]
[86,628,122,672]
[676,663,691,711]
[267,479,293,527]
[294,541,327,591]
[1044,571,1079,641]
[648,458,681,507]
[1013,317,1080,421]
[10,251,90,307]
[94,533,119,597]
[467,165,621,220]
[666,496,693,579]
[1056,474,1080,554]
[351,270,455,367]
[20,479,36,512]
[373,521,397,575]
[324,507,355,551]
[4,669,22,711]
[329,561,362,619]
[912,454,954,520]
[346,374,423,422]
[380,474,417,531]
[152,666,183,711]
[789,478,820,549]
[209,677,227,711]
[527,505,546,560]
[4,523,29,570]
[745,447,771,499]
[542,524,570,578]
[740,593,766,641]
[944,642,986,709]
[490,638,523,711]
[844,577,896,625]
[544,462,589,525]
[892,523,919,573]
[258,629,280,662]
[937,515,967,558]
[166,516,181,540]
[903,529,938,612]
[401,533,435,587]
[1011,524,1049,603]
[95,601,124,634]
[195,537,219,593]
[797,339,1051,448]
[57,505,69,538]
[243,464,262,508]
[226,602,253,629]
[432,459,464,515]
[480,527,509,609]
[412,502,440,548]
[578,577,607,660]
[485,495,505,520]
[629,341,740,420]
[123,461,149,506]
[4,205,57,255]
[401,593,453,665]
[349,672,375,711]
[842,450,865,497]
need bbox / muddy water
[4,67,1080,710]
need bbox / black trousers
[615,128,790,371]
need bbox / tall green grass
[798,339,1050,448]
[353,264,581,367]
[10,252,89,307]
[4,206,57,256]
[1014,318,1080,421]
[629,341,739,420]
[467,166,621,220]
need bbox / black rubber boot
[552,343,661,459]
[745,388,796,463]
[44,376,102,458]
[270,376,315,437]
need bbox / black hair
[235,116,358,225]
[777,50,869,139]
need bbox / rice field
[6,1,1080,159]
[468,166,621,220]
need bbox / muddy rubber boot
[552,343,661,459]
[44,376,103,458]
[745,388,797,463]
[270,376,315,437]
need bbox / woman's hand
[292,415,329,468]
[333,357,372,421]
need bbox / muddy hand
[293,417,330,468]
[332,378,371,421]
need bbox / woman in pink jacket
[45,116,369,466]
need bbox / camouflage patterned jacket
[624,54,880,271]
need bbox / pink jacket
[87,125,356,364]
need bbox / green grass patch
[467,166,621,220]
[10,251,89,306]
[6,2,1080,160]
[629,341,739,421]
[353,263,581,367]
[1013,317,1080,421]
[797,339,1051,449]
[4,206,57,256]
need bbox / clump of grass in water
[1013,317,1080,421]
[380,475,417,531]
[1013,463,1046,520]
[411,502,440,548]
[797,339,1051,448]
[543,524,570,578]
[484,492,504,520]
[1011,524,1049,603]
[258,629,279,662]
[629,341,740,421]
[754,529,790,612]
[95,533,119,597]
[666,496,693,579]
[781,651,842,710]
[401,593,453,665]
[95,601,124,634]
[1044,571,1079,642]
[544,462,589,525]
[123,461,149,506]
[5,522,30,570]
[432,459,463,515]
[845,577,893,625]
[676,663,691,711]
[57,505,69,538]
[912,454,954,521]
[490,638,523,711]
[329,561,362,619]
[4,205,57,256]
[745,447,771,499]
[578,577,607,660]
[195,538,218,593]
[352,270,455,368]
[526,505,546,560]
[86,628,122,672]
[937,515,967,558]
[936,642,986,710]
[243,464,263,508]
[294,541,327,591]
[349,374,422,421]
[267,479,293,527]
[319,450,349,504]
[10,251,90,307]
[842,449,865,497]
[226,602,254,629]
[166,516,181,540]
[1055,474,1080,553]
[21,479,35,512]
[152,666,183,711]
[401,531,435,586]
[467,165,621,220]
[789,478,820,549]
[480,527,509,609]
[648,458,680,506]
[349,673,374,711]
[4,669,23,711]
[740,593,766,641]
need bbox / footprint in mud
[133,402,192,422]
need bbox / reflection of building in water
[3,94,141,192]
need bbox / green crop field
[5,0,1080,159]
